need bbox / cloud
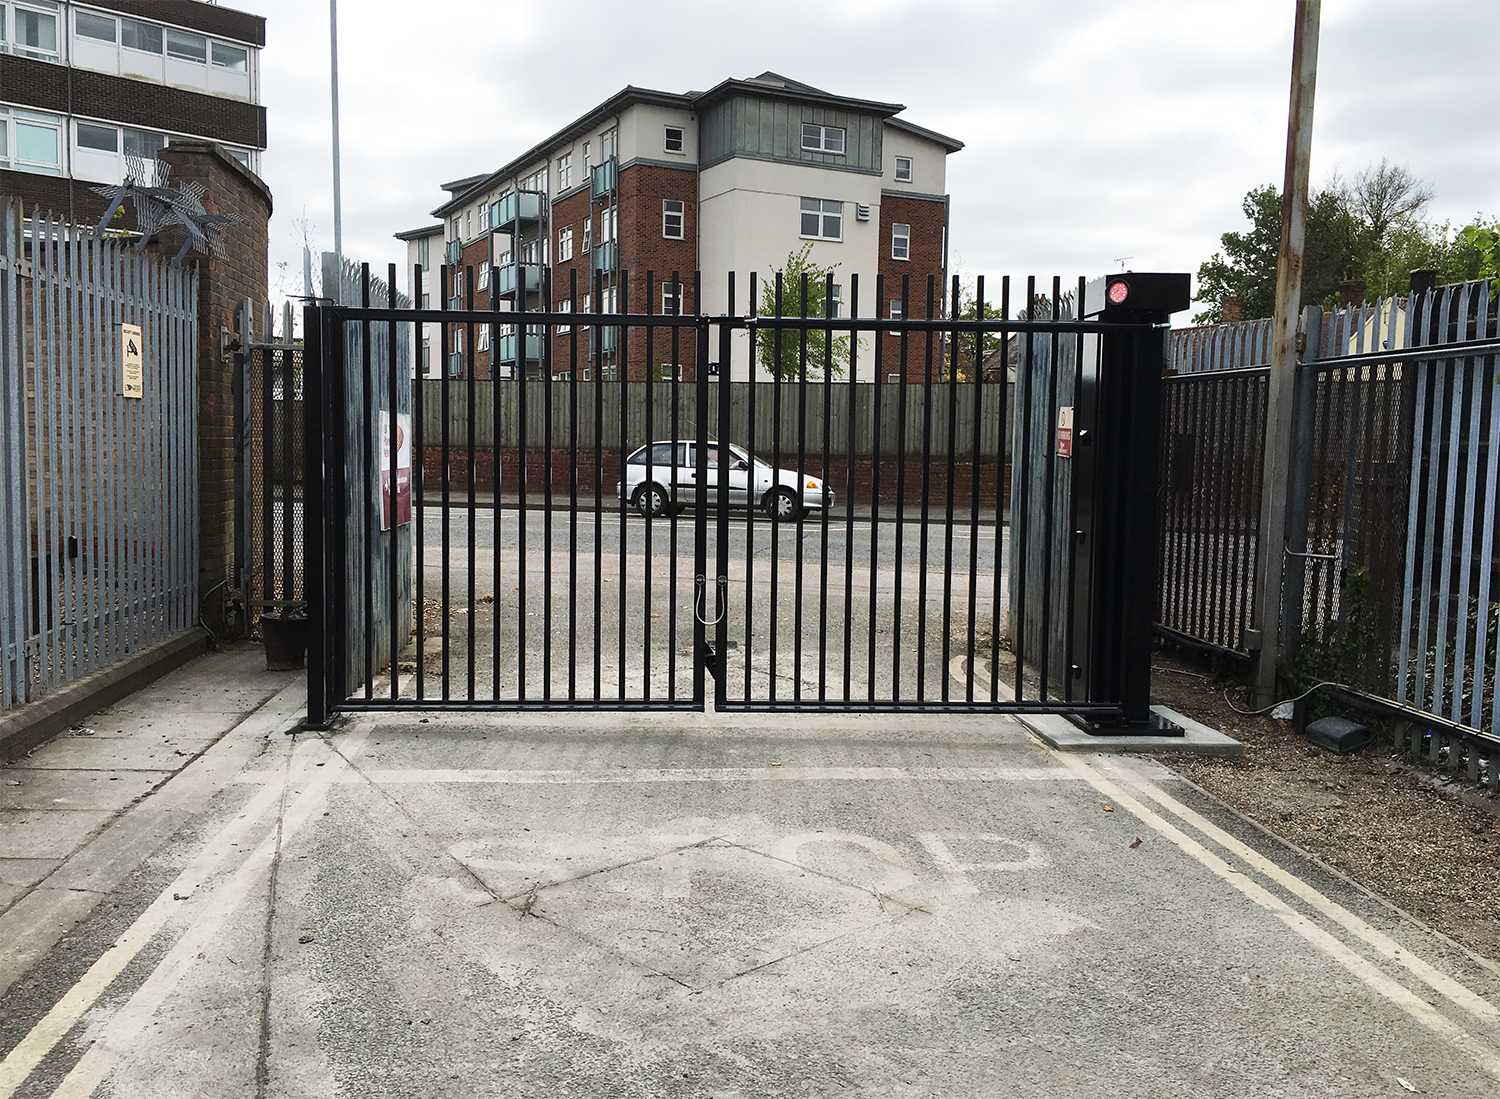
[237,0,1498,310]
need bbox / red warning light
[1107,279,1130,305]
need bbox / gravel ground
[1150,645,1500,963]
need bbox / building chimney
[1221,295,1245,324]
[1339,279,1366,308]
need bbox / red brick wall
[153,142,271,634]
[618,164,698,381]
[878,194,946,381]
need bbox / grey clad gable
[699,97,882,174]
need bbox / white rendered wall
[699,158,884,380]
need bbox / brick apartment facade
[398,73,960,384]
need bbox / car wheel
[765,487,800,522]
[633,483,671,518]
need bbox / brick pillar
[153,142,272,635]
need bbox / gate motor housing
[1068,271,1191,733]
[1083,272,1191,324]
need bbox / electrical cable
[1222,678,1351,717]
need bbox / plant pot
[261,610,309,671]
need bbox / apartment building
[1,0,266,223]
[396,73,960,383]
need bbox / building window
[76,122,118,152]
[801,123,845,154]
[829,284,842,318]
[891,223,910,261]
[664,126,684,154]
[555,301,572,333]
[416,237,429,269]
[165,29,207,63]
[888,299,904,337]
[894,156,912,182]
[477,265,489,291]
[582,141,590,170]
[662,200,684,240]
[599,206,616,244]
[211,42,248,71]
[227,148,250,168]
[120,18,162,54]
[476,326,490,353]
[557,153,572,192]
[122,127,165,159]
[600,128,617,159]
[799,198,842,241]
[12,111,62,174]
[662,283,682,315]
[13,5,59,61]
[558,225,573,262]
[583,218,592,252]
[75,11,117,43]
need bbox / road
[2,690,1496,1097]
[403,507,1019,704]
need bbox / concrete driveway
[2,698,1497,1097]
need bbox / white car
[618,441,833,520]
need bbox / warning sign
[1056,406,1074,458]
[380,410,413,530]
[121,323,143,399]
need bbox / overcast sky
[236,0,1498,316]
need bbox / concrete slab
[1020,704,1244,757]
[0,767,174,811]
[0,809,115,858]
[8,735,220,771]
[0,858,60,907]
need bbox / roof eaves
[884,116,965,153]
[394,224,444,242]
[689,77,905,117]
[431,85,694,218]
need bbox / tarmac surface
[1,647,1499,1097]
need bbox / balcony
[591,240,618,273]
[497,332,543,364]
[591,159,617,200]
[490,191,544,231]
[444,239,462,265]
[495,263,544,301]
[589,326,619,356]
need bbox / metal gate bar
[305,268,1174,726]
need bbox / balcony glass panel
[591,240,617,273]
[591,160,617,199]
[498,333,543,363]
[491,191,543,230]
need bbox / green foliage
[1194,161,1496,322]
[944,290,1007,380]
[756,244,849,380]
[1289,565,1376,694]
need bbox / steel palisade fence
[0,200,199,711]
[301,265,1167,726]
[1160,279,1500,789]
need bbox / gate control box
[1083,272,1191,323]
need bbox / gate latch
[694,574,727,626]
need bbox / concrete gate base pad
[1021,704,1244,757]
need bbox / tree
[943,285,1007,381]
[1195,161,1488,321]
[1193,185,1281,323]
[755,244,850,380]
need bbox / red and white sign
[380,410,412,530]
[1056,406,1074,458]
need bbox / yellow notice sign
[121,323,144,399]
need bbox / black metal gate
[302,265,1182,729]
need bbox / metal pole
[329,0,343,270]
[1251,0,1320,708]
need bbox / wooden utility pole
[1252,0,1321,707]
